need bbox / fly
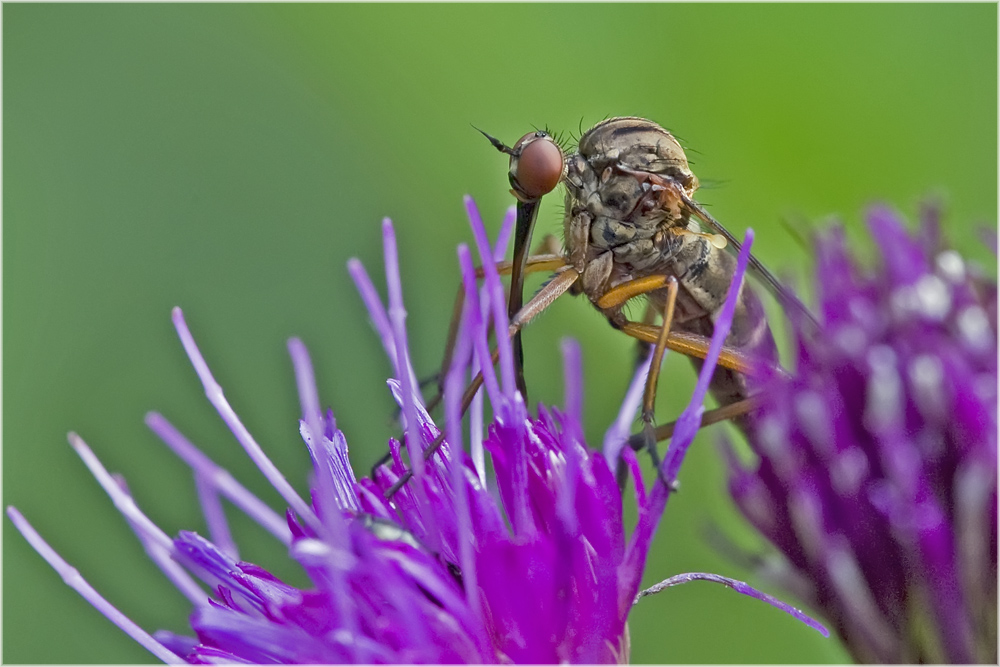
[383,117,814,496]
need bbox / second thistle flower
[726,205,997,663]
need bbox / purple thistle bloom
[8,196,825,663]
[725,205,997,663]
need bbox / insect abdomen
[685,285,775,408]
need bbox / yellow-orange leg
[595,271,772,479]
[639,276,679,474]
[636,299,658,354]
[596,274,672,310]
[621,322,756,376]
[596,273,759,377]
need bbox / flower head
[8,196,824,663]
[726,205,997,663]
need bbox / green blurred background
[4,4,995,663]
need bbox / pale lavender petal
[382,218,426,477]
[6,507,184,664]
[298,420,360,514]
[385,379,441,448]
[288,337,323,437]
[171,308,319,532]
[346,257,396,363]
[469,203,516,483]
[457,244,503,410]
[69,432,176,553]
[110,473,208,607]
[152,631,200,659]
[602,348,653,468]
[621,446,648,511]
[493,205,516,262]
[469,352,487,484]
[464,195,516,399]
[194,474,238,560]
[289,337,361,524]
[442,283,483,619]
[556,339,584,532]
[635,571,829,637]
[561,338,584,448]
[145,412,291,544]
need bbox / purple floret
[8,196,826,663]
[727,204,997,663]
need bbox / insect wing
[681,193,819,327]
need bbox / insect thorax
[562,117,701,276]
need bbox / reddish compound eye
[512,132,563,200]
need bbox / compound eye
[513,133,563,200]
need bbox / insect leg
[507,267,579,333]
[383,267,581,499]
[593,273,768,377]
[627,394,759,451]
[374,254,569,479]
[631,300,657,372]
[620,322,759,377]
[596,275,673,310]
[426,254,566,413]
[639,277,679,474]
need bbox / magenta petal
[10,196,841,664]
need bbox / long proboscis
[508,199,540,399]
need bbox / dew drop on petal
[935,250,966,283]
[907,354,946,422]
[913,274,951,320]
[757,415,788,461]
[957,305,993,353]
[788,486,826,563]
[830,448,869,497]
[892,276,952,321]
[794,391,832,458]
[891,286,920,319]
[834,324,867,357]
[864,345,903,432]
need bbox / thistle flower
[8,197,824,663]
[725,205,997,663]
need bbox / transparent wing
[681,193,819,328]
